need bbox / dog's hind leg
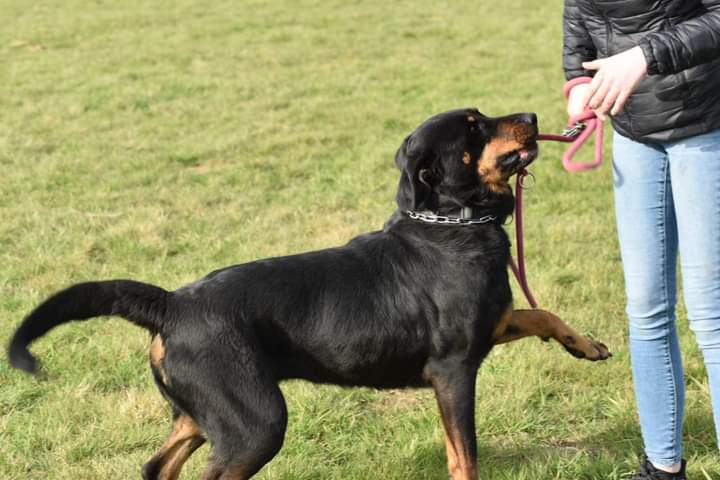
[198,379,288,480]
[141,413,205,480]
[493,307,611,361]
[200,459,255,480]
[429,365,479,480]
[177,346,288,480]
[150,323,287,479]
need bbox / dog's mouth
[500,140,539,173]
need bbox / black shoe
[631,456,687,480]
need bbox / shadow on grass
[401,408,717,480]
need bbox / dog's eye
[469,121,485,134]
[467,116,488,135]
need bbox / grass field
[1,1,718,478]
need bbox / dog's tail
[7,280,170,375]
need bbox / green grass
[1,0,718,478]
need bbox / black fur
[8,108,546,479]
[8,280,168,373]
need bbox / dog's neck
[417,190,515,224]
[384,196,515,231]
[391,176,517,229]
[403,207,500,226]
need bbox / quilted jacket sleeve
[563,0,597,80]
[638,1,720,75]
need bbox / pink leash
[510,76,603,308]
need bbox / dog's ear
[394,135,439,211]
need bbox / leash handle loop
[562,76,593,98]
[563,77,603,172]
[537,76,604,172]
[562,116,603,172]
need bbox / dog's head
[395,108,538,217]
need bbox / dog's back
[167,222,509,388]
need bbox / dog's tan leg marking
[150,335,170,385]
[491,304,514,341]
[440,413,460,478]
[149,415,205,480]
[432,380,478,480]
[493,309,611,360]
[439,422,477,480]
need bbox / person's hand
[567,83,592,118]
[581,46,648,121]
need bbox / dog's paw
[561,335,611,361]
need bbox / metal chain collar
[405,210,497,226]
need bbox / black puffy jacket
[563,0,720,142]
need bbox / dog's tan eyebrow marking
[467,116,476,122]
[463,152,472,165]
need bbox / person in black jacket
[563,1,720,479]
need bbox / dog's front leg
[493,307,611,361]
[430,367,479,480]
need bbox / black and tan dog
[8,108,610,480]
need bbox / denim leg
[613,131,684,466]
[667,128,720,446]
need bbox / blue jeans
[613,128,720,467]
